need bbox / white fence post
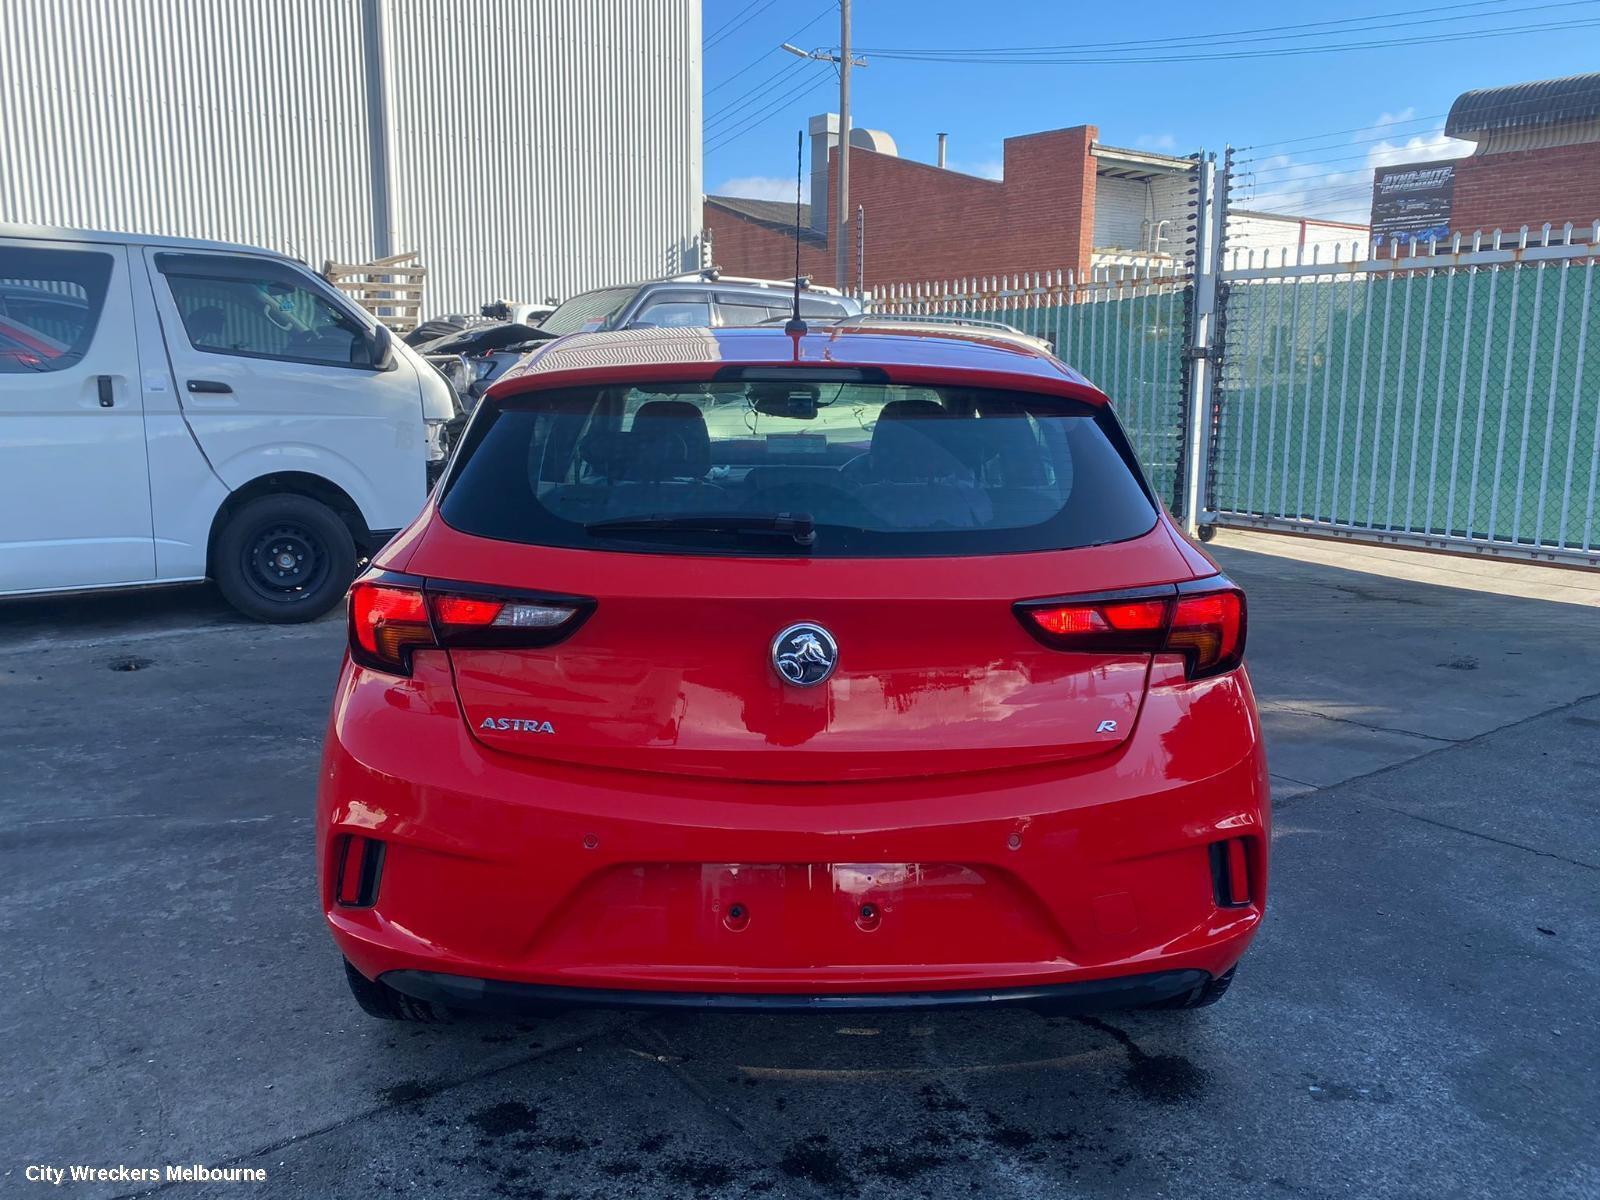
[1180,152,1219,535]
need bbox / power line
[704,1,835,95]
[855,0,1528,54]
[1242,113,1446,152]
[706,57,810,129]
[706,82,831,155]
[1244,144,1465,180]
[1239,121,1450,159]
[1240,85,1595,163]
[1246,187,1380,214]
[706,69,832,154]
[851,15,1600,65]
[707,72,828,152]
[705,0,779,51]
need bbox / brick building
[1372,72,1600,244]
[706,117,1359,292]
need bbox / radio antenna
[784,128,807,337]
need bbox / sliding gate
[1205,228,1600,567]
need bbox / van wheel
[214,494,356,623]
[343,959,453,1023]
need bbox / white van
[0,226,458,622]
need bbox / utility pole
[836,0,851,290]
[782,8,866,290]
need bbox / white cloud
[1241,110,1471,225]
[715,175,802,201]
[947,158,1003,180]
[1136,133,1178,151]
[1366,131,1465,171]
[1372,107,1417,128]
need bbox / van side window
[155,254,375,368]
[0,246,114,374]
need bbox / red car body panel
[406,518,1206,782]
[318,326,1270,1004]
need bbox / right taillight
[347,571,593,676]
[1016,575,1246,680]
[1168,578,1246,678]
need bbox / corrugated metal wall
[0,0,702,313]
[384,0,703,310]
[0,0,375,269]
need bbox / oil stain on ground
[780,1133,854,1190]
[468,1100,540,1137]
[1075,1016,1211,1104]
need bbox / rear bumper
[319,655,1270,996]
[382,967,1211,1016]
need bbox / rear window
[540,286,638,335]
[440,379,1156,557]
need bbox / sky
[702,0,1600,223]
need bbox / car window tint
[632,297,712,328]
[717,297,850,326]
[158,257,371,367]
[716,301,784,326]
[0,246,113,374]
[441,381,1156,558]
[799,298,849,318]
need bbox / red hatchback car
[318,324,1268,1022]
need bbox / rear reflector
[335,835,385,907]
[347,571,593,676]
[1016,575,1246,680]
[1209,838,1253,908]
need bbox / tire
[1150,967,1235,1010]
[213,493,356,623]
[1197,524,1218,543]
[343,959,453,1023]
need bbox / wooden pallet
[322,252,426,333]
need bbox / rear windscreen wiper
[584,512,817,547]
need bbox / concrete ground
[2,535,1597,1199]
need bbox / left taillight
[1016,575,1246,680]
[349,576,432,674]
[347,572,592,676]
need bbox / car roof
[492,325,1105,403]
[0,222,297,260]
[660,273,850,297]
[566,276,851,301]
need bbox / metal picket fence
[1207,225,1600,567]
[871,266,1194,508]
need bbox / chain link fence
[871,267,1194,509]
[1209,230,1600,564]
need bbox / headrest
[582,400,711,481]
[868,399,971,482]
[187,305,227,340]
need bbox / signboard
[1371,162,1456,246]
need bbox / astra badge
[480,716,555,734]
[771,622,839,688]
